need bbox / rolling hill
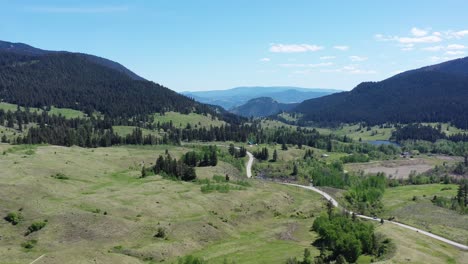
[182,86,340,109]
[0,40,227,120]
[230,97,298,117]
[294,57,468,128]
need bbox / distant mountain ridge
[230,97,298,117]
[0,40,145,81]
[182,86,340,109]
[294,56,468,128]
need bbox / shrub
[51,173,69,180]
[4,212,23,225]
[21,239,37,249]
[26,221,47,235]
[178,255,206,264]
[154,227,166,238]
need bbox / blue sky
[1,0,468,91]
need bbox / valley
[1,18,468,263]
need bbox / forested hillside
[294,57,468,128]
[230,97,298,117]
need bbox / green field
[113,126,163,138]
[0,102,87,119]
[381,184,468,245]
[0,144,466,263]
[0,144,324,263]
[152,112,225,128]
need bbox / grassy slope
[0,144,322,264]
[0,144,466,263]
[153,112,225,128]
[112,126,162,138]
[381,184,468,245]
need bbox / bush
[26,221,47,235]
[21,239,37,249]
[154,227,166,238]
[51,173,69,180]
[4,212,23,225]
[178,255,206,264]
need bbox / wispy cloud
[319,65,376,74]
[376,27,468,50]
[269,44,323,53]
[422,45,444,51]
[349,56,368,62]
[411,27,429,37]
[334,45,349,51]
[28,6,128,13]
[279,62,333,68]
[445,50,465,55]
[421,44,466,52]
[320,56,336,60]
[259,58,271,62]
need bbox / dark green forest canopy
[0,51,236,121]
[293,57,468,129]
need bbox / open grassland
[48,106,86,119]
[112,126,163,138]
[375,222,468,264]
[307,124,395,141]
[152,112,225,128]
[0,102,87,119]
[381,184,468,245]
[0,144,324,264]
[0,144,466,263]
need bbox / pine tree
[282,142,288,151]
[292,163,298,176]
[272,149,278,162]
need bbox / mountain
[182,86,340,109]
[0,40,145,81]
[294,57,468,128]
[0,40,225,119]
[230,97,298,117]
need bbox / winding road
[243,150,468,251]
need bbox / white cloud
[279,62,333,68]
[448,30,468,39]
[446,44,466,50]
[259,58,271,62]
[397,35,442,44]
[399,43,415,51]
[349,55,368,62]
[320,56,336,60]
[422,45,444,51]
[411,27,428,37]
[349,69,377,74]
[321,65,376,74]
[422,44,466,52]
[445,50,465,55]
[334,45,349,51]
[269,44,324,53]
[28,6,128,13]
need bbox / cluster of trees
[392,124,468,143]
[400,139,468,156]
[228,144,247,158]
[182,146,218,167]
[152,153,197,181]
[431,181,468,214]
[340,153,370,163]
[345,173,386,215]
[311,210,391,263]
[253,147,269,161]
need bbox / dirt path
[282,183,468,251]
